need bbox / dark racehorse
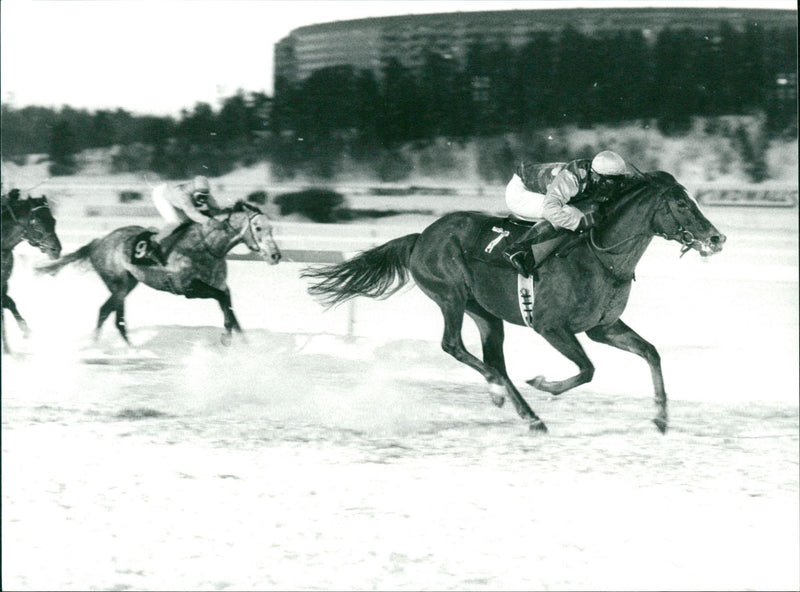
[38,201,281,345]
[302,170,726,433]
[1,189,62,353]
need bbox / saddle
[130,222,193,266]
[471,215,570,272]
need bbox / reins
[198,207,263,259]
[583,181,679,282]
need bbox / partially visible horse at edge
[1,189,62,353]
[38,201,281,345]
[301,170,726,433]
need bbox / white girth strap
[517,274,535,328]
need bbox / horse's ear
[234,200,261,213]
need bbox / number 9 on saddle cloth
[131,222,192,266]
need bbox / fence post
[346,299,356,341]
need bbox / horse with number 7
[301,169,725,433]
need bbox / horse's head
[26,195,62,259]
[3,192,62,259]
[645,172,726,257]
[231,201,282,264]
[596,171,725,259]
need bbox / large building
[274,7,796,86]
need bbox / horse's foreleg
[219,289,243,334]
[3,294,30,337]
[1,309,9,354]
[586,320,667,433]
[186,281,242,345]
[528,327,594,395]
[440,302,546,431]
[96,274,137,345]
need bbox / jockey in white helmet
[133,175,222,265]
[502,151,629,277]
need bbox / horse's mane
[599,168,679,221]
[230,200,262,214]
[608,167,678,210]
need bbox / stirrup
[503,250,530,278]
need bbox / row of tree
[1,22,795,179]
[273,23,796,143]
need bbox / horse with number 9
[38,201,281,345]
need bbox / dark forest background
[1,24,796,182]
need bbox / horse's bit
[653,196,698,257]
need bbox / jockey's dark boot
[502,221,560,278]
[149,240,166,265]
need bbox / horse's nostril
[711,234,726,245]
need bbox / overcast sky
[1,0,796,117]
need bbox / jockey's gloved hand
[576,211,597,231]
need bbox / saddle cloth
[130,222,193,265]
[471,215,566,270]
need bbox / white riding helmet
[591,151,627,176]
[192,175,210,197]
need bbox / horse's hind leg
[528,327,595,395]
[586,319,668,433]
[465,302,547,431]
[466,306,508,407]
[96,275,138,345]
[96,294,132,344]
[432,299,546,431]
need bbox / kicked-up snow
[1,203,798,591]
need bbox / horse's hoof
[529,419,548,433]
[220,333,232,347]
[527,375,558,394]
[652,417,668,434]
[490,394,505,408]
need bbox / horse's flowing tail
[301,233,420,308]
[36,241,95,275]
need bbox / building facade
[274,7,796,86]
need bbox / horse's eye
[255,226,262,232]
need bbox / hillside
[2,121,797,202]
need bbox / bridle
[3,200,52,249]
[199,207,269,259]
[652,193,701,257]
[585,180,696,280]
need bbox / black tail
[36,241,96,275]
[301,233,420,308]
